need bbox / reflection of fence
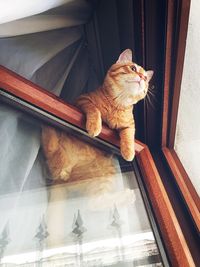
[0,223,10,264]
[0,208,162,267]
[110,205,124,262]
[72,210,87,267]
[34,215,49,267]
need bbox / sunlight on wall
[175,0,200,195]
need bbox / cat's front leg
[86,107,102,137]
[76,99,102,137]
[119,127,135,161]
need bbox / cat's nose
[138,73,147,81]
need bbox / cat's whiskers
[144,94,152,109]
[144,88,156,110]
[147,89,155,98]
[149,85,155,92]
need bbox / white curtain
[0,0,94,189]
[0,0,96,261]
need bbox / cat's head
[103,49,154,106]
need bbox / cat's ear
[146,70,154,82]
[117,49,132,63]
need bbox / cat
[41,49,153,182]
[42,126,119,200]
[76,49,153,161]
[42,126,116,182]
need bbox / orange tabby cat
[76,49,153,161]
[41,49,153,181]
[42,126,116,181]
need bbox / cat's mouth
[126,76,142,83]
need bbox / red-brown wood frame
[163,148,200,229]
[161,0,200,233]
[137,146,195,267]
[0,65,195,266]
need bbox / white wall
[175,0,200,195]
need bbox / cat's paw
[121,145,135,161]
[51,167,71,181]
[86,118,102,137]
[59,168,71,181]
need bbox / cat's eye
[131,66,137,72]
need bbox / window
[0,101,165,266]
[160,0,200,236]
[0,64,194,266]
[0,1,198,265]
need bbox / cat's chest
[104,109,133,129]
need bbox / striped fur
[41,49,153,184]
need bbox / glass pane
[0,102,164,267]
[174,0,200,196]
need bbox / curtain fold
[0,0,98,260]
[0,0,92,33]
[0,27,83,87]
[0,0,94,191]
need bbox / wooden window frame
[161,0,200,233]
[0,65,195,267]
[0,0,198,265]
